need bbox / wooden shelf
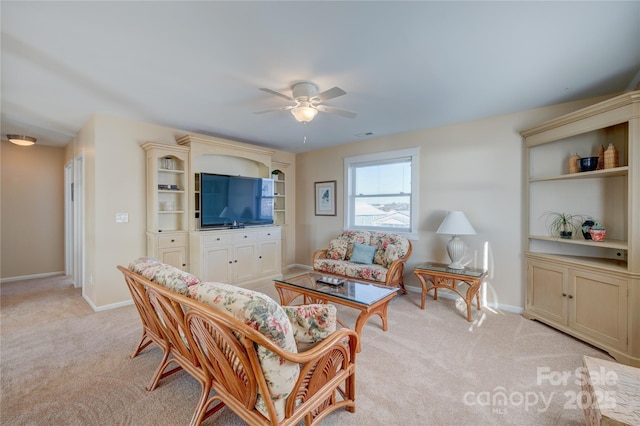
[529,166,628,182]
[528,235,628,250]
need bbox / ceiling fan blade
[259,88,293,101]
[254,106,294,114]
[313,86,346,102]
[317,105,357,119]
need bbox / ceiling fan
[255,81,357,123]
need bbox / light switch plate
[115,213,129,223]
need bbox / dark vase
[560,231,572,239]
[581,220,595,240]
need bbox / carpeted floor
[1,274,611,425]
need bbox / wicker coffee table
[274,272,399,352]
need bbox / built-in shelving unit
[141,142,190,270]
[272,169,286,226]
[521,90,639,366]
[175,134,284,285]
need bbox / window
[344,147,419,238]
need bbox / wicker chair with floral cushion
[183,284,358,426]
[118,264,211,425]
[119,258,357,426]
[121,258,201,389]
[312,230,412,293]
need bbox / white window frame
[344,147,419,239]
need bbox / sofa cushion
[370,232,410,258]
[339,230,371,260]
[283,304,337,352]
[350,243,377,264]
[373,243,403,268]
[343,262,389,283]
[313,258,388,283]
[189,281,298,421]
[326,238,348,260]
[128,256,199,296]
[313,258,351,277]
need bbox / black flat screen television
[199,173,274,228]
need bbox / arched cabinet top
[176,134,274,171]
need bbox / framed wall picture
[314,181,336,216]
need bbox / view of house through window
[344,147,419,237]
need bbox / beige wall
[3,95,612,310]
[72,114,296,309]
[1,141,65,279]
[295,96,610,310]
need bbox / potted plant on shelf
[541,211,582,239]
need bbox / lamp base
[446,235,466,270]
[447,260,465,270]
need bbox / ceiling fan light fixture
[7,134,37,146]
[291,105,318,123]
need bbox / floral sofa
[120,257,358,426]
[312,230,412,294]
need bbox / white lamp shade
[436,211,476,235]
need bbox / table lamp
[436,211,476,269]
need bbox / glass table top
[414,262,486,278]
[274,272,399,306]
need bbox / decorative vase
[559,231,572,239]
[581,220,595,239]
[589,229,606,242]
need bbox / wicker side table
[413,262,487,322]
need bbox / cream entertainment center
[521,91,639,366]
[142,135,284,286]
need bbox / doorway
[64,154,84,290]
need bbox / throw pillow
[382,244,402,268]
[326,238,348,260]
[350,242,377,264]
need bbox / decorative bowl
[578,157,599,172]
[589,229,606,242]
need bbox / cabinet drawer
[203,233,234,246]
[235,231,257,243]
[259,229,279,240]
[158,235,186,248]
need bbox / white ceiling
[2,1,639,153]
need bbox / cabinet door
[158,246,186,270]
[569,270,628,351]
[234,243,257,282]
[258,240,279,275]
[203,245,233,283]
[526,259,568,325]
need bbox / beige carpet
[1,274,612,425]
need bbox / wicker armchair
[118,265,210,425]
[119,262,358,426]
[182,293,358,426]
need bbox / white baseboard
[84,295,133,312]
[286,263,312,271]
[0,271,65,284]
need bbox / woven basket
[604,143,619,169]
[568,153,580,174]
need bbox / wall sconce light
[7,134,37,146]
